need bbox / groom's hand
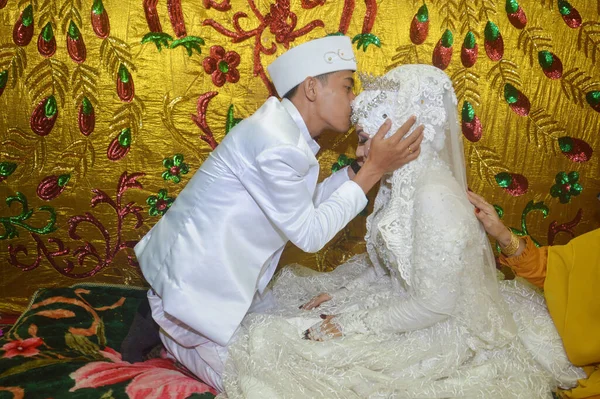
[366,116,425,175]
[300,293,332,310]
[352,117,424,194]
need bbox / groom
[133,35,424,392]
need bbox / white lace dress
[221,161,584,399]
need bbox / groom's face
[314,70,356,133]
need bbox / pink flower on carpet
[70,347,217,399]
[1,337,43,358]
[202,45,240,87]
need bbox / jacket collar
[281,99,320,156]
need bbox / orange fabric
[498,236,547,288]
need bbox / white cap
[267,36,357,97]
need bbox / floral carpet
[0,284,216,399]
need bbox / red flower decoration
[203,45,240,87]
[2,337,43,358]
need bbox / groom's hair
[283,72,333,100]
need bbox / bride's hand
[467,191,512,246]
[303,315,342,341]
[300,293,332,310]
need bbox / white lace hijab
[352,64,516,346]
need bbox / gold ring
[408,146,413,154]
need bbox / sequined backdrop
[1,0,599,313]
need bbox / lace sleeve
[327,266,382,301]
[335,186,470,335]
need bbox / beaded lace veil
[352,64,517,345]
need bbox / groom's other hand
[368,116,425,175]
[352,117,424,194]
[300,293,332,310]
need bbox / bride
[220,65,584,398]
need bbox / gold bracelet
[500,230,520,257]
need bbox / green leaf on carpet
[0,358,70,379]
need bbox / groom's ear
[301,77,319,103]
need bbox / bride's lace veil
[353,64,516,345]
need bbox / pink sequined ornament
[559,1,582,29]
[504,84,530,116]
[461,101,482,142]
[13,5,34,46]
[538,50,563,79]
[409,4,429,45]
[507,6,527,29]
[462,117,482,142]
[484,21,504,61]
[460,31,478,68]
[116,64,134,102]
[586,91,600,113]
[66,21,87,63]
[559,137,593,163]
[78,97,95,136]
[432,30,453,70]
[107,128,131,161]
[37,23,56,57]
[495,172,529,196]
[91,0,110,39]
[30,95,58,136]
[510,94,530,116]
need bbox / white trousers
[148,289,276,393]
[160,327,227,392]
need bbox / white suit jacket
[134,97,367,347]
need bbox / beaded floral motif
[162,154,189,183]
[550,171,583,204]
[146,189,174,216]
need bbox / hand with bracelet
[466,190,524,257]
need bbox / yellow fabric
[562,365,600,399]
[545,228,600,367]
[499,236,547,288]
[501,231,600,398]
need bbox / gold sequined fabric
[1,0,599,313]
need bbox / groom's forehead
[327,70,355,85]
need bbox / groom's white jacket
[135,97,367,347]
